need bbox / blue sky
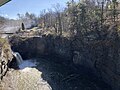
[0,0,78,19]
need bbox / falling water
[12,52,23,65]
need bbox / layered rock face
[0,38,13,81]
[80,40,120,90]
[71,39,120,89]
[10,35,71,59]
[10,36,47,58]
[9,33,120,90]
[0,38,52,90]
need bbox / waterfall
[12,52,23,65]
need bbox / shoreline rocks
[1,68,52,90]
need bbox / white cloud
[0,13,9,17]
[5,14,8,17]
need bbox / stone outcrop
[71,38,120,89]
[9,32,120,90]
[1,68,52,90]
[10,36,46,58]
[10,35,71,60]
[0,38,13,81]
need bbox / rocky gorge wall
[0,38,13,81]
[9,34,120,90]
[83,40,120,90]
[10,35,71,60]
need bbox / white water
[19,59,37,69]
[12,52,23,65]
[12,52,37,69]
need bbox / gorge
[1,0,120,90]
[0,34,114,90]
[1,34,115,90]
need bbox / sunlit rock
[1,67,52,90]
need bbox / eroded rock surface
[0,38,13,81]
[9,34,119,90]
[1,68,52,90]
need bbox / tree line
[1,0,120,38]
[36,0,120,37]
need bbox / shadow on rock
[35,57,112,90]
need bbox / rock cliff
[10,35,71,60]
[9,33,120,90]
[0,38,13,81]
